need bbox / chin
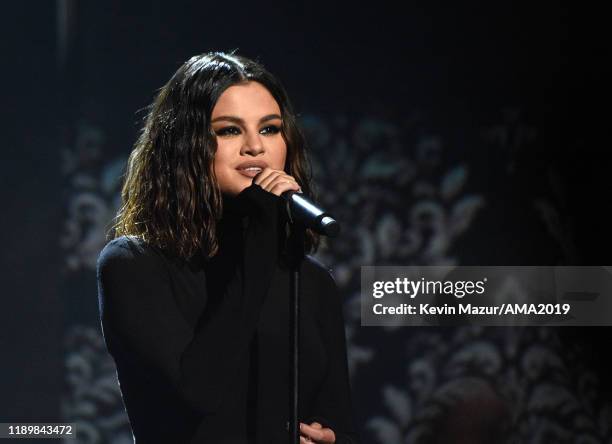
[222,184,250,197]
[218,174,252,197]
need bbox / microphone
[281,190,340,237]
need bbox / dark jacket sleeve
[96,183,282,416]
[307,267,360,444]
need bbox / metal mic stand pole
[287,220,305,444]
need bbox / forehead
[211,81,280,117]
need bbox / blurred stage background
[2,1,609,443]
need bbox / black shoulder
[101,234,153,253]
[96,235,166,277]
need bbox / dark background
[2,1,609,443]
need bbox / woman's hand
[253,167,301,197]
[299,421,336,443]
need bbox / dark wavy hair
[110,50,320,260]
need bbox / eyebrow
[210,114,282,124]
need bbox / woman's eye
[214,125,280,137]
[261,125,281,135]
[215,126,240,137]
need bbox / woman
[96,51,358,444]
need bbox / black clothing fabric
[96,183,358,444]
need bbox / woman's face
[211,81,287,196]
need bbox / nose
[240,129,265,156]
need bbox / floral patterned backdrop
[58,111,611,443]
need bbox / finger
[256,169,299,192]
[300,433,334,444]
[327,429,336,443]
[300,423,325,442]
[252,167,297,185]
[267,175,300,193]
[255,170,300,196]
[254,169,285,190]
[269,180,301,197]
[252,167,279,187]
[317,429,336,444]
[310,422,323,429]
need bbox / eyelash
[215,125,281,137]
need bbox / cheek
[274,140,288,169]
[213,142,233,171]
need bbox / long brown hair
[110,51,320,260]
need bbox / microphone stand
[286,219,306,444]
[282,191,339,443]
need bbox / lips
[237,167,263,178]
[236,160,268,178]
